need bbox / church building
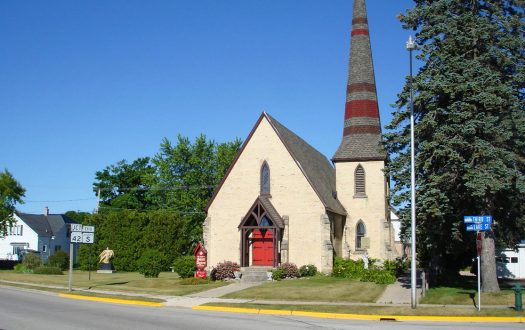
[203,0,399,273]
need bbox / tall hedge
[78,209,185,272]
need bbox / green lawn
[0,270,227,296]
[222,276,386,302]
[420,275,518,306]
[203,302,525,317]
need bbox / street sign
[466,223,491,231]
[71,223,83,232]
[464,216,492,224]
[82,225,95,233]
[82,232,94,244]
[71,232,83,243]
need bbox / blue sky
[1,0,416,214]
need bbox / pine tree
[385,0,525,292]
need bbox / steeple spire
[333,0,385,162]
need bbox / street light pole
[406,35,417,309]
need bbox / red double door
[252,229,273,266]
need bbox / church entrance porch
[239,196,284,268]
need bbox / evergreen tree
[385,0,525,292]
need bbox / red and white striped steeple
[333,0,386,162]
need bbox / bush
[47,250,69,270]
[360,269,396,284]
[332,256,397,284]
[280,262,300,278]
[172,256,196,279]
[211,261,240,280]
[23,252,42,270]
[14,263,30,273]
[299,264,317,277]
[332,257,365,279]
[0,260,20,270]
[179,277,212,285]
[271,268,285,281]
[33,266,63,275]
[137,249,167,278]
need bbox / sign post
[464,216,492,311]
[68,224,95,292]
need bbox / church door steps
[240,266,273,283]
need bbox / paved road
[0,287,521,330]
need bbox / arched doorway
[239,197,283,267]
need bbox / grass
[0,270,227,296]
[420,276,519,306]
[222,276,386,302]
[202,302,525,317]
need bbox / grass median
[0,270,227,296]
[201,302,525,317]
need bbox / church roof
[266,114,346,215]
[206,112,346,216]
[333,0,386,162]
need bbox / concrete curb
[59,293,164,307]
[192,305,524,323]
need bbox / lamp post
[406,35,417,309]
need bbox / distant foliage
[211,261,240,281]
[137,249,167,278]
[23,252,42,270]
[47,250,69,270]
[299,264,318,277]
[172,256,196,279]
[33,266,63,275]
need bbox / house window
[260,162,270,195]
[354,164,366,197]
[42,245,47,253]
[511,257,518,263]
[356,221,366,249]
[54,245,62,252]
[8,225,23,236]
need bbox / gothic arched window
[260,162,270,195]
[356,221,366,249]
[354,164,366,197]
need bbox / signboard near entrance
[193,242,207,279]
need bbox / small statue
[362,252,369,270]
[99,247,114,264]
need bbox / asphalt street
[0,286,521,330]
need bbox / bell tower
[333,0,393,260]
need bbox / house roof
[15,212,77,236]
[207,112,346,216]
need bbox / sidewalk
[376,274,421,304]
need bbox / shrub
[280,262,300,278]
[333,257,397,284]
[0,260,20,270]
[23,252,42,270]
[137,249,167,278]
[271,268,285,281]
[179,277,212,285]
[332,257,365,279]
[211,261,240,280]
[299,264,317,277]
[47,250,69,270]
[33,266,63,275]
[13,263,30,273]
[172,256,196,279]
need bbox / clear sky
[1,0,416,214]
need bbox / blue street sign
[464,216,492,224]
[466,223,491,231]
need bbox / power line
[25,198,97,203]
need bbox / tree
[0,170,25,237]
[93,157,156,210]
[385,0,525,292]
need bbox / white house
[496,241,525,279]
[0,207,78,263]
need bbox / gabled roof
[15,212,77,236]
[207,112,346,216]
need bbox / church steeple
[333,0,386,162]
